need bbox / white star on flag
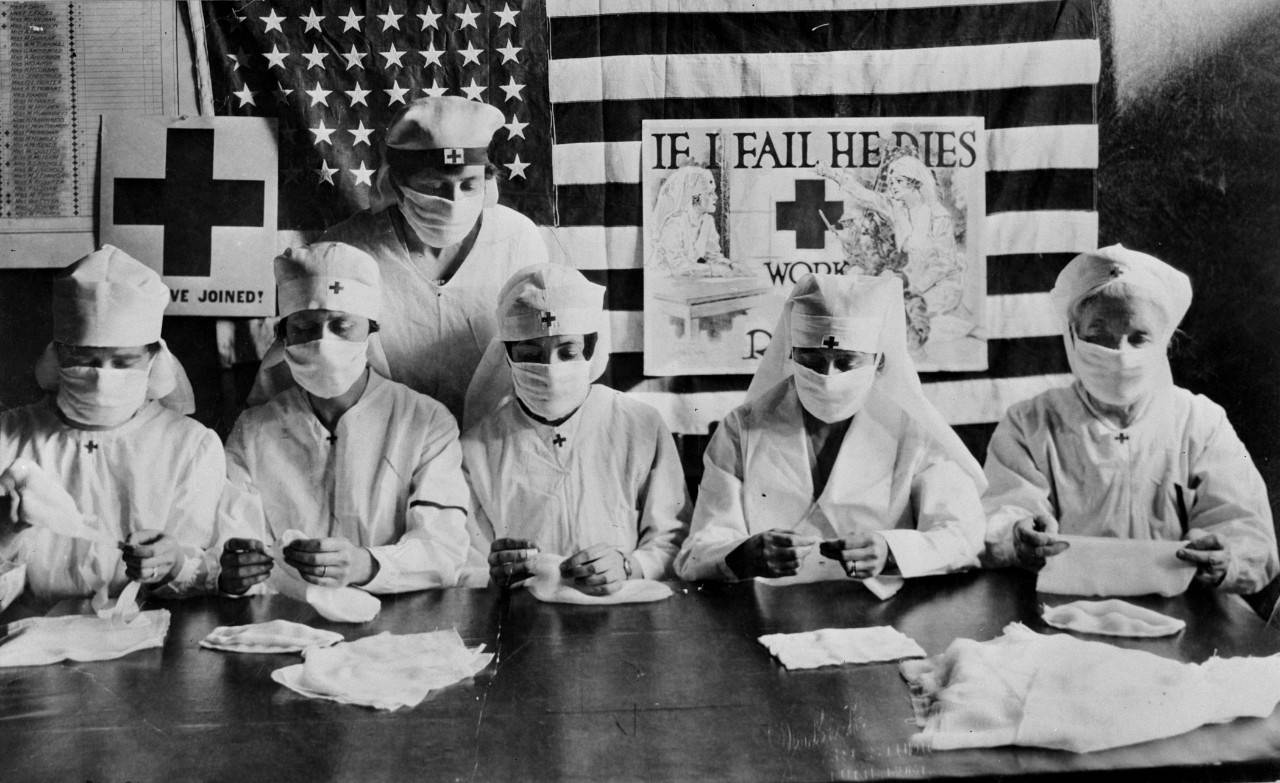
[423,81,448,98]
[421,41,444,67]
[384,81,410,105]
[349,121,374,147]
[500,76,525,102]
[458,42,483,67]
[342,44,365,70]
[260,8,286,33]
[316,159,338,185]
[494,4,519,28]
[382,43,407,68]
[302,45,329,69]
[300,8,324,33]
[339,7,362,32]
[456,4,480,30]
[461,78,485,101]
[504,115,528,139]
[345,84,371,106]
[505,154,529,179]
[350,161,375,186]
[310,119,336,146]
[496,40,521,65]
[418,7,441,29]
[265,44,289,69]
[377,9,402,30]
[233,85,256,107]
[305,82,332,108]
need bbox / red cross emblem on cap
[1108,266,1123,278]
[442,148,464,165]
[540,311,557,328]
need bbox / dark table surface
[4,569,1280,783]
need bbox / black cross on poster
[100,116,279,317]
[776,180,842,250]
[113,128,264,278]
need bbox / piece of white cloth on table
[201,619,344,654]
[0,561,26,613]
[266,530,381,623]
[1042,599,1186,637]
[525,553,673,605]
[900,622,1280,753]
[0,609,170,667]
[1038,535,1196,597]
[759,626,926,670]
[271,629,492,710]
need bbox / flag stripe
[551,124,1099,186]
[543,218,1095,272]
[549,0,1074,16]
[552,85,1096,145]
[548,41,1100,104]
[553,169,1093,227]
[549,1,1093,59]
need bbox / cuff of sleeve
[876,529,947,578]
[360,546,395,593]
[153,548,206,597]
[629,548,670,581]
[980,508,1024,569]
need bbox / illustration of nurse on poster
[641,117,987,376]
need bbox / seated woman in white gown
[982,245,1278,593]
[675,273,986,594]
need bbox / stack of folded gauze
[525,553,673,605]
[901,622,1280,753]
[200,619,344,654]
[758,626,926,669]
[1042,599,1186,638]
[267,530,381,622]
[272,629,493,710]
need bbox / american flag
[207,0,1100,456]
[204,0,554,230]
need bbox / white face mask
[57,365,151,427]
[284,338,369,399]
[509,359,592,421]
[399,187,484,248]
[1068,330,1165,407]
[792,362,877,423]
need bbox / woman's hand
[488,538,539,588]
[1012,514,1069,570]
[819,532,889,579]
[121,530,182,585]
[1177,531,1230,586]
[560,544,631,596]
[218,538,273,594]
[283,537,375,587]
[725,529,818,579]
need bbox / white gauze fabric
[0,609,170,667]
[901,622,1280,753]
[1038,535,1196,597]
[200,619,344,654]
[525,553,673,605]
[759,626,926,670]
[1041,599,1186,638]
[266,530,381,623]
[271,628,492,710]
[755,546,907,599]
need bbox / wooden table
[5,570,1280,782]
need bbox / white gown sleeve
[877,447,984,577]
[629,420,692,580]
[151,430,228,598]
[675,412,750,581]
[361,409,470,593]
[1187,407,1279,594]
[978,407,1056,568]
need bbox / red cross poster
[99,115,278,317]
[642,117,987,376]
